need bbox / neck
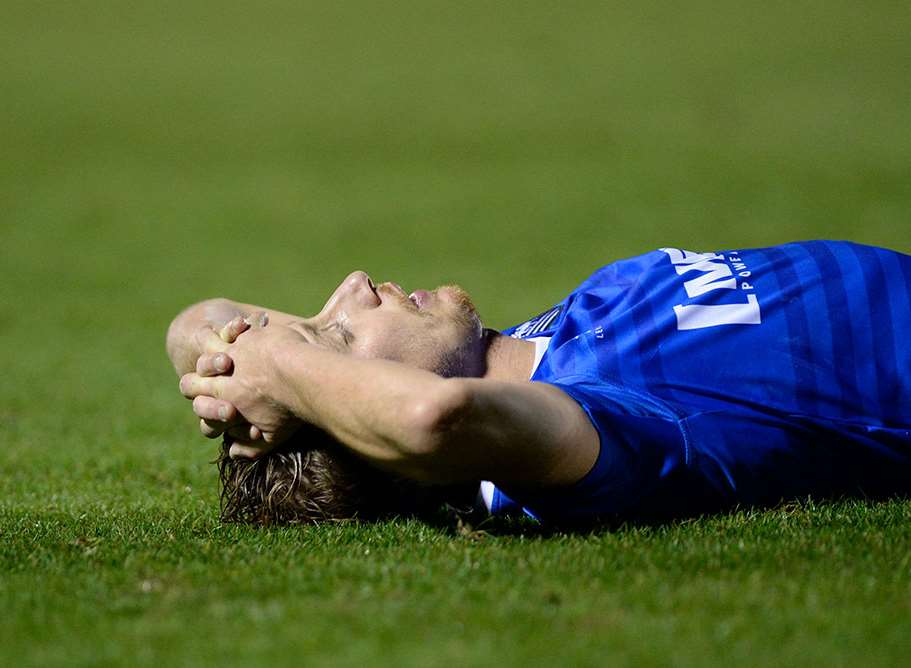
[479,329,536,382]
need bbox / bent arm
[166,298,300,375]
[272,344,599,486]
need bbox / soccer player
[168,241,911,523]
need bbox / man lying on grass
[168,241,911,524]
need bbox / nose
[320,270,380,315]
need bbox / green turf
[2,1,910,666]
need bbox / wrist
[268,336,316,423]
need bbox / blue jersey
[483,241,911,521]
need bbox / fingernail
[218,405,228,419]
[215,354,227,371]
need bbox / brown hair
[216,430,465,525]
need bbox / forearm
[179,327,597,486]
[271,343,467,479]
[271,343,595,486]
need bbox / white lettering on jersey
[674,256,737,297]
[673,295,761,330]
[661,248,762,330]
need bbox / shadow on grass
[420,489,911,540]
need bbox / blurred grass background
[1,1,910,666]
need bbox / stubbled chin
[437,284,478,317]
[437,284,483,343]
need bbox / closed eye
[322,321,353,348]
[294,321,351,351]
[339,324,354,346]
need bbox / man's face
[298,271,485,377]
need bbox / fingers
[200,418,224,439]
[225,423,262,442]
[231,424,263,441]
[179,373,223,399]
[219,312,268,345]
[195,327,230,356]
[192,395,237,422]
[229,441,274,460]
[194,395,238,439]
[183,375,265,443]
[246,311,269,329]
[192,396,263,442]
[229,443,261,459]
[201,419,261,441]
[196,352,233,377]
[219,316,250,343]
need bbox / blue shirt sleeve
[492,375,691,521]
[503,383,911,522]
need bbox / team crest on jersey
[511,305,563,339]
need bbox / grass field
[2,2,910,666]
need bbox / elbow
[165,297,234,372]
[167,297,233,338]
[398,380,473,482]
[173,297,234,324]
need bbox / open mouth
[409,290,430,309]
[390,281,421,309]
[392,282,420,308]
[370,275,422,309]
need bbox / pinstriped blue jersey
[485,241,911,521]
